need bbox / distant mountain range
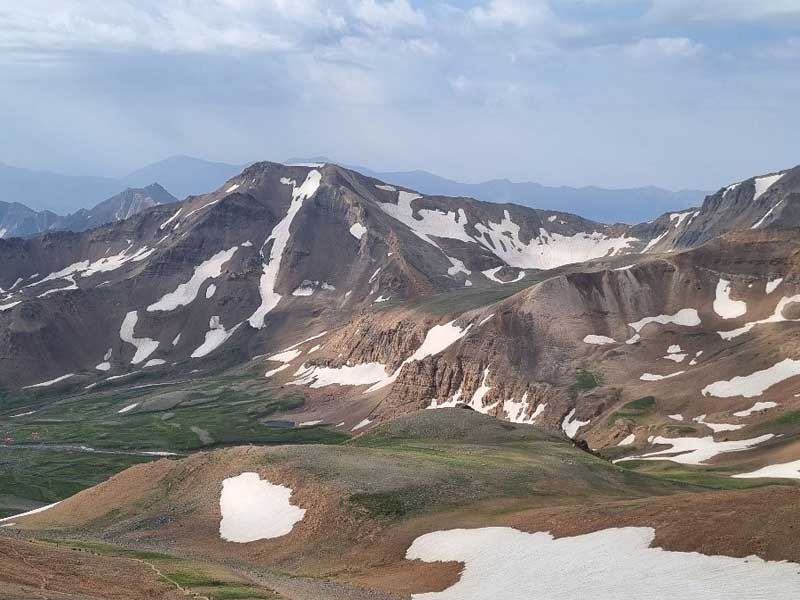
[0,184,176,238]
[0,155,708,224]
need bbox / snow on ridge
[751,198,785,229]
[713,278,747,319]
[291,362,390,388]
[753,173,785,201]
[119,311,159,364]
[219,472,305,543]
[147,246,238,312]
[159,207,182,230]
[248,170,322,329]
[702,357,800,398]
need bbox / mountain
[0,156,241,217]
[122,155,246,199]
[0,184,177,238]
[2,160,800,599]
[0,161,121,214]
[288,156,708,223]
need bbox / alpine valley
[2,161,800,600]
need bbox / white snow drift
[249,170,322,329]
[713,278,747,319]
[616,434,774,465]
[406,526,800,600]
[219,472,305,543]
[147,246,238,312]
[702,358,800,398]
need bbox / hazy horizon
[2,1,799,190]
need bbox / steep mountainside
[2,162,800,481]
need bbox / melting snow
[291,362,390,388]
[249,170,321,329]
[352,418,372,431]
[640,371,685,381]
[144,358,166,368]
[118,403,139,414]
[482,266,524,284]
[713,278,747,319]
[147,246,238,312]
[702,358,800,398]
[0,502,61,525]
[23,373,75,389]
[375,184,396,192]
[734,401,779,417]
[205,283,217,298]
[616,434,774,465]
[265,363,291,378]
[583,334,615,345]
[159,208,182,230]
[191,316,241,358]
[692,414,745,433]
[349,222,367,240]
[753,173,785,201]
[734,459,800,480]
[0,300,21,311]
[562,409,589,438]
[219,472,305,543]
[669,414,684,421]
[119,311,159,364]
[226,183,240,193]
[766,277,783,294]
[718,293,800,340]
[618,434,636,446]
[405,526,800,600]
[627,309,700,342]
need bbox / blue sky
[1,0,798,189]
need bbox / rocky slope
[2,161,800,478]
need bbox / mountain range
[1,159,800,599]
[1,155,707,224]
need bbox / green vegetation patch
[609,396,656,424]
[0,448,153,518]
[570,369,604,397]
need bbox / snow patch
[349,222,367,240]
[562,408,589,438]
[148,246,237,311]
[405,526,800,600]
[766,277,783,294]
[219,472,305,543]
[734,459,800,480]
[248,170,321,329]
[733,401,779,417]
[753,173,784,201]
[702,358,800,398]
[191,316,241,358]
[119,311,159,364]
[617,434,774,465]
[583,334,615,345]
[23,373,75,389]
[713,278,747,319]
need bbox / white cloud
[352,0,426,31]
[470,0,556,29]
[624,37,704,60]
[647,0,800,23]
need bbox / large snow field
[733,459,800,480]
[702,358,800,398]
[616,434,774,465]
[406,526,800,600]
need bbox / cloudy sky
[1,0,799,189]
